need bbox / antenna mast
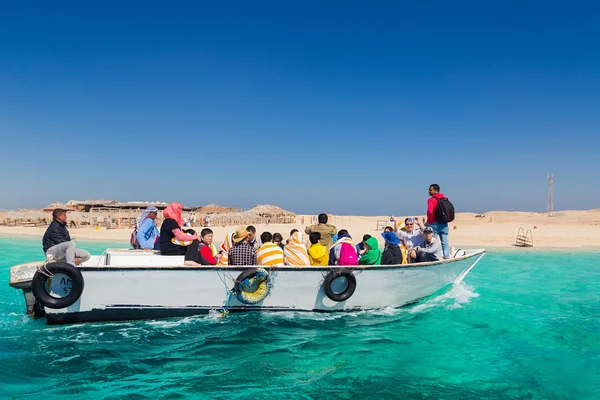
[547,174,554,216]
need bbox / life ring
[234,268,271,305]
[31,262,85,309]
[323,269,356,302]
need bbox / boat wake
[408,281,479,314]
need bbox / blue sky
[1,1,598,215]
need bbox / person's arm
[199,245,217,265]
[391,216,398,232]
[329,225,337,234]
[304,225,312,234]
[418,240,441,255]
[172,228,198,242]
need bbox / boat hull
[36,250,485,325]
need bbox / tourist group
[41,184,455,267]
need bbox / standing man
[42,208,91,266]
[246,226,261,251]
[427,184,450,259]
[304,213,337,250]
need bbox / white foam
[410,282,479,314]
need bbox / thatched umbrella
[195,203,238,214]
[43,202,75,212]
[247,204,296,217]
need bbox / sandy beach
[2,209,599,249]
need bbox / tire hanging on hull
[31,262,85,309]
[234,267,271,305]
[323,269,356,302]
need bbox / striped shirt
[256,242,285,266]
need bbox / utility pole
[548,174,554,216]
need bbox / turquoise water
[0,237,599,399]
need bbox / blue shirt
[136,218,159,249]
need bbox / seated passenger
[393,217,425,250]
[286,229,299,246]
[256,232,284,266]
[272,232,285,251]
[159,202,202,266]
[42,208,91,266]
[135,206,160,250]
[217,232,234,265]
[356,234,371,258]
[307,232,329,266]
[410,227,442,263]
[381,232,403,265]
[247,225,261,251]
[358,236,381,265]
[329,230,358,266]
[229,226,258,266]
[198,228,217,265]
[284,231,310,266]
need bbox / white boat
[9,248,485,325]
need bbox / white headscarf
[136,206,158,230]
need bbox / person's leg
[416,252,437,263]
[74,249,91,264]
[46,241,75,264]
[438,223,450,259]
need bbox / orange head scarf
[163,202,184,226]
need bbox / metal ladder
[515,227,533,247]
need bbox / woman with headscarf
[135,206,160,250]
[358,236,381,265]
[159,202,202,266]
[217,232,234,265]
[284,231,310,266]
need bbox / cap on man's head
[423,227,434,234]
[406,217,417,223]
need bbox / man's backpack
[130,228,140,249]
[435,197,455,224]
[339,242,359,265]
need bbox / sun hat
[381,231,400,245]
[232,226,250,243]
[423,226,434,234]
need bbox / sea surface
[0,237,598,400]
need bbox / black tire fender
[31,262,84,309]
[323,269,356,302]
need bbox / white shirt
[396,228,426,249]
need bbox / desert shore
[1,210,600,249]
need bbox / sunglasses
[405,223,414,226]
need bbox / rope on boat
[36,262,54,278]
